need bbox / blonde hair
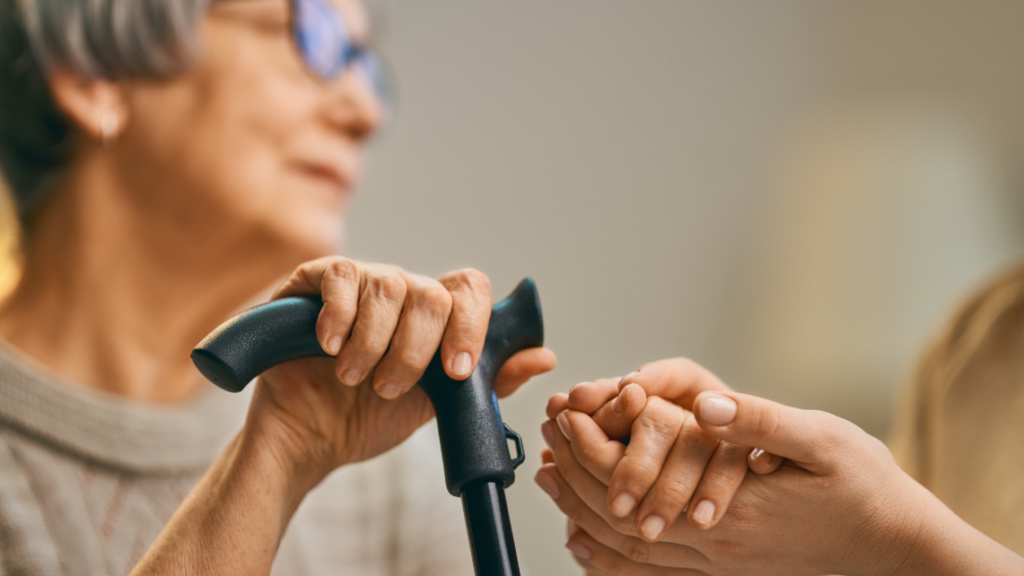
[890,261,1024,552]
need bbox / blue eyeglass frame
[290,0,390,104]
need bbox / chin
[274,211,346,262]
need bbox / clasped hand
[538,358,920,576]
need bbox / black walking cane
[191,278,543,576]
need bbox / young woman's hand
[538,358,1023,576]
[249,257,557,486]
[537,363,759,543]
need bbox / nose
[324,70,384,142]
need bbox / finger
[568,378,622,414]
[334,265,407,386]
[494,347,557,398]
[568,529,710,576]
[559,410,626,484]
[536,465,710,571]
[550,416,637,537]
[541,448,554,465]
[592,383,647,440]
[607,398,686,518]
[547,393,569,420]
[632,413,720,541]
[438,269,493,380]
[618,358,731,410]
[748,447,785,474]
[684,441,750,531]
[693,391,851,472]
[371,273,451,399]
[272,257,362,355]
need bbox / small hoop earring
[99,113,120,147]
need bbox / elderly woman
[0,0,554,574]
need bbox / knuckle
[418,284,453,313]
[374,274,407,304]
[461,268,492,294]
[680,414,718,448]
[657,478,697,508]
[753,405,783,443]
[325,258,359,283]
[394,348,431,375]
[621,537,651,564]
[445,268,492,295]
[576,440,603,466]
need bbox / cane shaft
[461,482,520,576]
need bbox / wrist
[237,410,331,513]
[858,474,1024,576]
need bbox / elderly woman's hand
[537,358,1024,576]
[250,256,557,482]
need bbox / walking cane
[191,278,543,576]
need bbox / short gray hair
[0,0,210,226]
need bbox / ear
[47,70,130,145]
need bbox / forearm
[870,477,1024,576]
[130,421,319,576]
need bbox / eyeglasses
[291,0,391,106]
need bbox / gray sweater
[0,342,473,575]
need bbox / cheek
[123,30,345,255]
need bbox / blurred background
[4,0,1024,574]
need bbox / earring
[99,113,120,147]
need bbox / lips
[296,160,354,194]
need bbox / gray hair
[0,0,210,226]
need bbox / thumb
[693,391,843,472]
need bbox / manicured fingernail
[378,382,403,399]
[556,412,573,442]
[341,368,364,386]
[326,335,342,355]
[452,352,473,378]
[610,492,636,517]
[534,471,560,500]
[700,394,737,426]
[692,499,716,526]
[618,370,639,385]
[565,540,591,559]
[541,421,555,449]
[640,515,666,541]
[750,448,765,461]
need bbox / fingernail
[541,421,555,448]
[378,382,403,399]
[640,515,666,541]
[618,370,639,385]
[612,393,626,414]
[750,448,765,461]
[341,368,363,386]
[534,471,560,500]
[700,394,737,426]
[326,335,342,355]
[610,492,636,517]
[452,352,473,378]
[565,540,591,560]
[569,381,590,392]
[556,412,573,442]
[692,499,716,526]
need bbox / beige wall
[347,1,1024,574]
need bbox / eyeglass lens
[291,0,389,103]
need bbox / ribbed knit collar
[0,340,249,474]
